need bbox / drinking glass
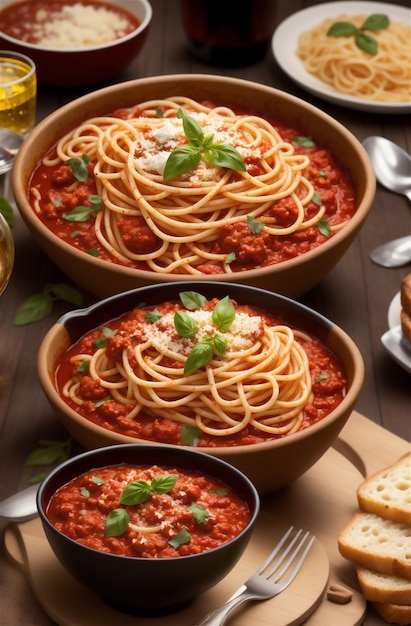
[0,50,36,137]
[0,212,14,294]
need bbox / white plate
[381,291,411,374]
[272,1,411,114]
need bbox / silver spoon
[362,136,411,202]
[370,235,411,268]
[0,128,24,175]
[0,484,38,522]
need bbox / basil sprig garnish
[184,333,228,376]
[327,14,389,55]
[163,109,246,181]
[104,473,178,536]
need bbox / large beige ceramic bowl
[0,0,152,87]
[37,282,365,495]
[12,74,375,298]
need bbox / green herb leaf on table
[0,195,14,225]
[13,283,84,325]
[25,439,72,467]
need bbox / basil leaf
[312,191,323,206]
[163,144,201,181]
[50,283,83,306]
[168,528,191,549]
[13,292,53,326]
[28,472,48,484]
[179,291,208,310]
[225,251,236,264]
[213,334,228,357]
[204,143,246,171]
[62,195,103,222]
[315,372,329,382]
[144,309,162,323]
[79,487,90,497]
[317,218,331,237]
[0,195,14,225]
[77,359,89,374]
[95,396,111,407]
[65,154,90,182]
[210,488,229,496]
[25,439,71,466]
[181,424,202,446]
[212,296,235,332]
[174,310,197,337]
[93,326,117,348]
[151,473,179,494]
[177,108,204,148]
[293,136,315,148]
[91,475,106,486]
[247,215,264,234]
[187,503,209,524]
[105,508,130,537]
[120,480,151,505]
[361,14,389,31]
[156,107,164,118]
[184,341,213,375]
[327,21,358,37]
[86,247,100,256]
[355,32,378,55]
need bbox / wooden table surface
[0,1,410,624]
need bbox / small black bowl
[37,444,260,615]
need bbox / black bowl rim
[38,281,365,453]
[37,442,261,562]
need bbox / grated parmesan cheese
[30,3,136,48]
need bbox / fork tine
[254,525,294,576]
[270,531,315,588]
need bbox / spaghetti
[58,295,346,444]
[30,96,353,274]
[296,15,411,103]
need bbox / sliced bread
[371,601,411,625]
[337,512,411,581]
[357,566,411,605]
[357,452,411,525]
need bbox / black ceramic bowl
[37,443,260,615]
[38,281,364,494]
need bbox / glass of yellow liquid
[0,50,36,137]
[0,212,14,295]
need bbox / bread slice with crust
[371,601,411,625]
[337,512,411,581]
[356,452,411,525]
[357,566,411,605]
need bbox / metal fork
[196,526,315,626]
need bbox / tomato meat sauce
[28,102,356,274]
[46,464,251,557]
[55,300,347,447]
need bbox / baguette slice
[338,512,411,581]
[371,601,411,625]
[357,452,411,525]
[357,566,411,605]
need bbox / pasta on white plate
[296,15,411,103]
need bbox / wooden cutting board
[5,412,410,626]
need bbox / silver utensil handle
[195,592,255,626]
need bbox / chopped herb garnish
[79,487,90,497]
[247,215,264,235]
[93,326,117,349]
[168,528,191,549]
[317,218,331,237]
[312,191,323,206]
[91,475,106,486]
[293,136,315,148]
[144,309,163,323]
[65,154,90,182]
[62,195,103,222]
[86,247,100,256]
[187,503,210,524]
[181,424,202,446]
[76,359,89,374]
[225,251,237,265]
[95,396,111,407]
[315,372,329,382]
